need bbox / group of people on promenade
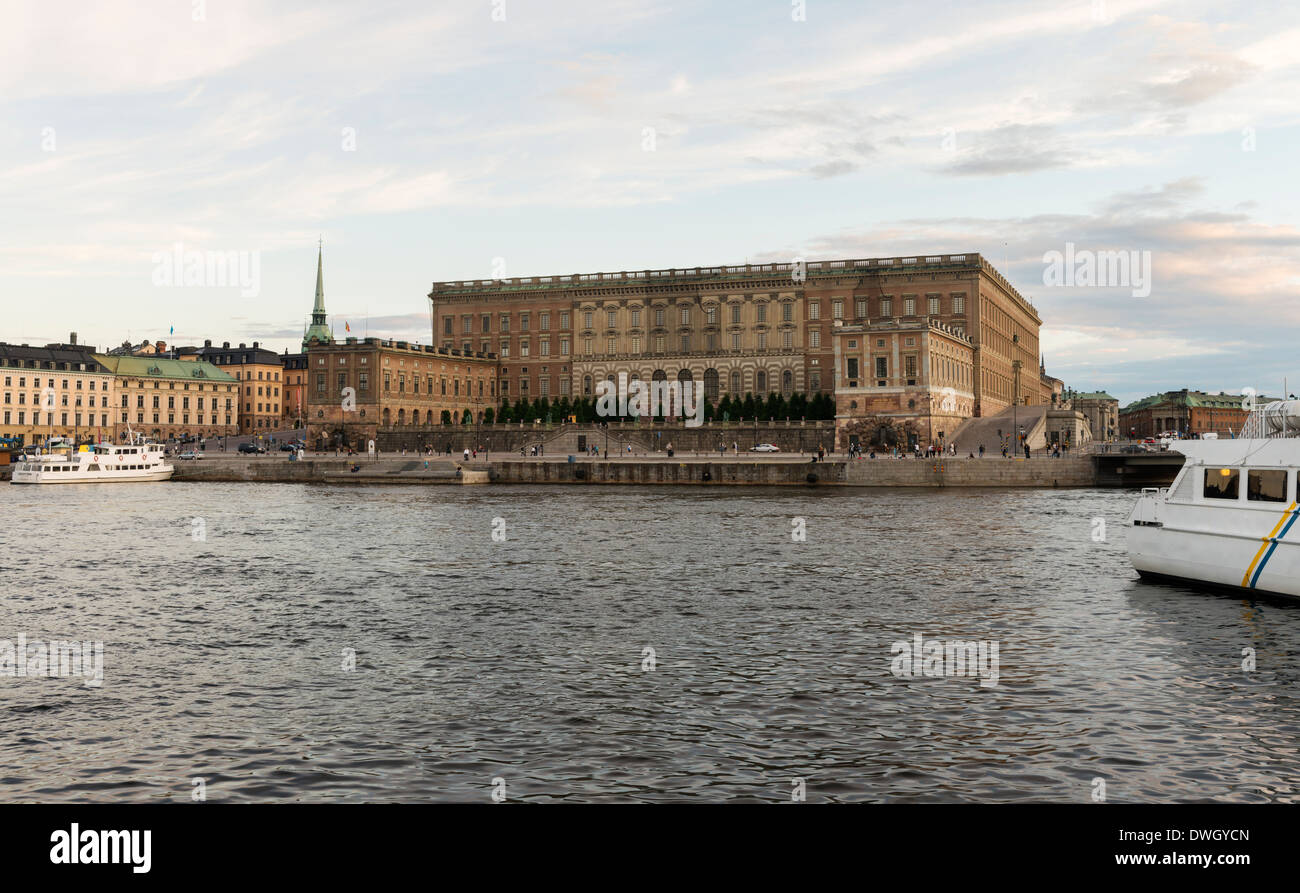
[314,439,1075,461]
[845,440,1073,460]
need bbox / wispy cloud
[0,0,1294,397]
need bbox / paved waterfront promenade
[156,451,1111,487]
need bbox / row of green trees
[479,392,836,425]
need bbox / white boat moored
[10,440,174,484]
[1128,402,1300,599]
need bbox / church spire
[303,239,333,350]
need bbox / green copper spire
[302,240,333,350]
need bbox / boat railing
[1241,401,1300,438]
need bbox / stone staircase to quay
[949,405,1050,455]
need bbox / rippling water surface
[1,482,1298,803]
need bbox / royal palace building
[428,253,1045,419]
[831,318,976,448]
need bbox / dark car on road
[238,443,265,454]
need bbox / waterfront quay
[156,450,1177,487]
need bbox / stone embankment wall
[492,456,1098,487]
[376,422,835,455]
[165,454,1100,487]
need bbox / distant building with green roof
[1119,389,1279,439]
[95,353,240,442]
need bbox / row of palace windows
[479,330,807,359]
[446,302,815,337]
[497,368,822,399]
[314,372,492,398]
[444,294,969,337]
[811,295,966,319]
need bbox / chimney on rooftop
[69,332,77,345]
[204,339,212,347]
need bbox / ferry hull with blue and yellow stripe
[1128,439,1300,601]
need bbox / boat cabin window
[1204,467,1240,500]
[1247,470,1288,503]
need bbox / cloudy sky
[1,0,1297,404]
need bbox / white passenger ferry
[10,439,174,484]
[1128,401,1300,599]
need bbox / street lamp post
[1011,357,1022,455]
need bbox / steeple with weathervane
[302,239,333,350]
